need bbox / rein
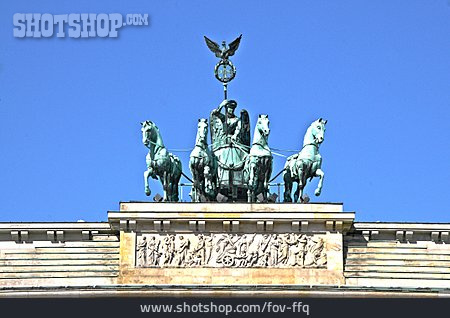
[144,135,165,159]
[251,141,271,154]
[302,143,318,150]
[194,138,208,149]
[252,141,268,148]
[252,128,269,148]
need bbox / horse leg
[294,183,301,203]
[257,161,264,201]
[170,171,177,202]
[171,165,178,202]
[198,162,206,201]
[144,169,152,196]
[264,158,272,200]
[195,159,205,202]
[190,182,196,202]
[246,159,252,202]
[174,184,179,202]
[166,171,172,201]
[262,161,267,201]
[193,160,201,202]
[295,165,307,203]
[174,170,181,202]
[169,179,176,202]
[144,153,153,196]
[171,160,181,202]
[162,171,168,201]
[189,158,196,202]
[246,168,252,203]
[283,170,292,202]
[294,171,305,203]
[250,161,257,202]
[258,164,266,202]
[314,168,325,196]
[168,181,174,202]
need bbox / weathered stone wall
[345,223,450,289]
[0,223,119,287]
[112,203,351,286]
[0,205,449,296]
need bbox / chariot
[142,34,327,204]
[209,100,251,201]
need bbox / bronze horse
[141,120,182,201]
[283,118,327,203]
[244,114,273,202]
[189,119,217,201]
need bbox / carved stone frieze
[136,233,328,268]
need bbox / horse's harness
[145,134,166,161]
[192,141,210,160]
[251,141,272,152]
[302,143,319,150]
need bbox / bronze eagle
[204,34,242,61]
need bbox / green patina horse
[283,118,327,203]
[189,118,217,202]
[141,120,182,202]
[244,114,273,202]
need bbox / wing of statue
[239,109,251,149]
[204,36,222,58]
[210,109,225,151]
[224,34,242,59]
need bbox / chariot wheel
[221,254,234,267]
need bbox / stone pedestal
[108,202,354,286]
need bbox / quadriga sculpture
[244,114,273,202]
[189,118,217,202]
[141,120,182,202]
[283,118,327,203]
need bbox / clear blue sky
[1,0,449,222]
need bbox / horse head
[310,118,327,145]
[256,114,270,139]
[196,118,208,146]
[141,120,155,147]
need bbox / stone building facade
[0,202,449,297]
